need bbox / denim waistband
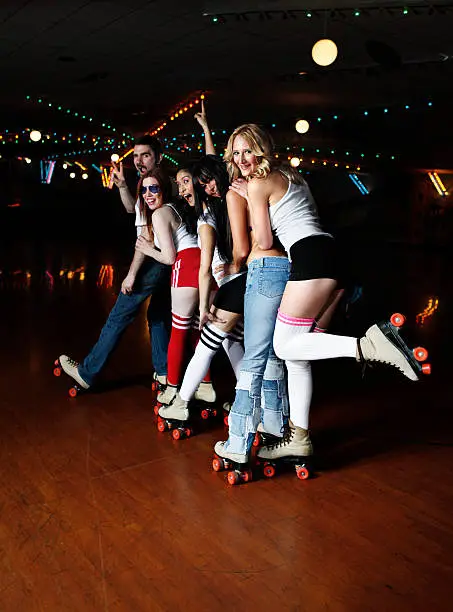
[248,256,289,270]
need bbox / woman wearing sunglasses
[135,167,201,406]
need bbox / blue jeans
[226,257,290,455]
[79,259,170,385]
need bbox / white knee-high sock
[221,337,244,379]
[179,323,228,401]
[287,359,312,430]
[274,311,357,362]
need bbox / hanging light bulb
[82,173,88,180]
[295,120,310,134]
[312,39,338,67]
[69,172,76,178]
[111,153,120,163]
[30,130,42,142]
[290,157,301,167]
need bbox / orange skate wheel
[212,457,224,472]
[263,464,276,478]
[390,313,405,327]
[185,428,192,438]
[151,382,157,391]
[200,409,209,420]
[53,367,61,377]
[296,466,310,480]
[157,419,167,433]
[68,387,78,398]
[224,415,229,427]
[54,359,59,366]
[172,429,182,441]
[212,409,217,418]
[252,433,261,448]
[153,404,160,416]
[413,346,428,362]
[242,469,253,483]
[227,471,239,486]
[421,363,431,375]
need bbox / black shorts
[289,235,339,282]
[213,273,247,315]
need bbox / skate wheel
[252,433,261,448]
[151,382,157,391]
[296,466,310,480]
[421,363,431,375]
[413,346,428,362]
[185,428,192,438]
[227,471,240,486]
[157,419,167,433]
[53,367,62,377]
[263,463,276,478]
[390,313,405,328]
[212,409,217,418]
[200,409,209,420]
[242,469,253,483]
[54,359,60,366]
[68,387,78,398]
[224,415,229,427]
[212,457,224,472]
[153,404,160,416]
[172,429,182,441]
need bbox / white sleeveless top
[268,179,329,259]
[197,212,245,288]
[154,203,198,253]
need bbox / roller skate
[256,424,313,481]
[157,393,193,440]
[53,355,90,398]
[194,382,218,420]
[358,313,431,380]
[223,402,231,427]
[212,441,254,486]
[252,422,282,449]
[151,374,170,415]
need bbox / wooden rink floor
[0,272,452,612]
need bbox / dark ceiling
[2,0,453,169]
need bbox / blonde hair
[224,124,275,181]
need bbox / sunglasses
[141,184,161,194]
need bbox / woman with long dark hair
[157,155,249,429]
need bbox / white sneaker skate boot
[157,384,177,405]
[152,372,167,392]
[158,393,189,421]
[194,382,216,403]
[257,425,313,460]
[358,324,418,381]
[214,440,248,465]
[59,355,90,389]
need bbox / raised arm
[197,223,216,328]
[135,207,177,266]
[111,161,136,213]
[194,100,215,156]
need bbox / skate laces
[266,426,295,450]
[66,357,79,367]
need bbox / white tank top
[154,203,198,253]
[197,212,245,288]
[268,179,329,259]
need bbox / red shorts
[171,248,201,288]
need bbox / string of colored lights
[149,93,206,136]
[207,5,451,23]
[25,95,134,140]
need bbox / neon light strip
[348,173,368,195]
[433,172,448,195]
[46,161,56,184]
[428,172,444,196]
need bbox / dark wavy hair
[134,135,163,163]
[192,155,233,262]
[139,168,197,236]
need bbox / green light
[354,11,360,17]
[403,8,408,15]
[306,12,312,18]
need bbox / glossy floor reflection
[0,242,452,611]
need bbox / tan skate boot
[257,424,313,460]
[194,382,216,403]
[358,324,418,381]
[158,393,189,420]
[214,441,248,464]
[59,355,90,389]
[152,372,167,392]
[157,384,177,405]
